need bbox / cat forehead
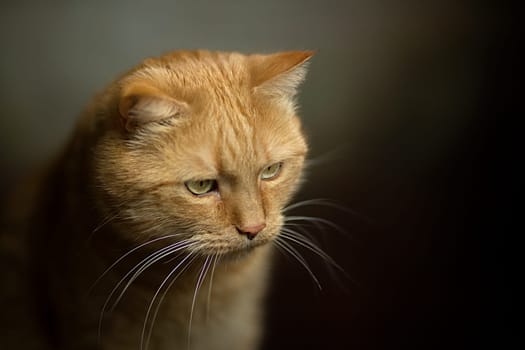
[167,111,305,178]
[138,53,248,91]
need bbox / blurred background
[0,0,513,349]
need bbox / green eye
[185,179,217,195]
[261,162,282,180]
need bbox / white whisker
[92,211,121,235]
[273,238,322,290]
[98,239,195,342]
[110,241,195,312]
[90,234,180,295]
[141,252,195,350]
[284,215,348,236]
[206,253,220,322]
[304,147,347,168]
[280,228,359,290]
[283,198,340,213]
[144,253,200,350]
[188,256,212,349]
[281,222,318,241]
[284,198,373,225]
[279,229,345,274]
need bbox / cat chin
[216,245,272,265]
[216,248,256,262]
[198,238,271,261]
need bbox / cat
[0,50,315,350]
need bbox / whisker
[273,238,322,290]
[87,201,131,242]
[284,215,348,237]
[92,212,121,235]
[110,241,195,312]
[280,229,360,290]
[206,253,220,322]
[139,218,173,235]
[279,229,345,273]
[188,256,212,349]
[89,234,181,295]
[141,252,196,350]
[304,147,347,168]
[98,240,195,342]
[144,253,200,350]
[281,222,319,242]
[283,198,373,226]
[284,198,344,213]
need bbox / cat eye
[261,162,282,180]
[185,179,217,195]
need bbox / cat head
[94,50,313,256]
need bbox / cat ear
[118,82,187,131]
[249,51,315,99]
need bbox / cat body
[0,50,313,349]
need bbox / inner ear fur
[118,82,187,132]
[249,50,315,98]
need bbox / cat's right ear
[118,83,188,132]
[249,50,315,99]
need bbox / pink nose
[236,223,266,240]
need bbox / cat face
[94,51,312,256]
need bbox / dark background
[1,1,513,349]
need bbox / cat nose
[236,223,266,240]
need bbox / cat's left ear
[118,82,188,132]
[249,50,315,99]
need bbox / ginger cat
[0,50,313,350]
